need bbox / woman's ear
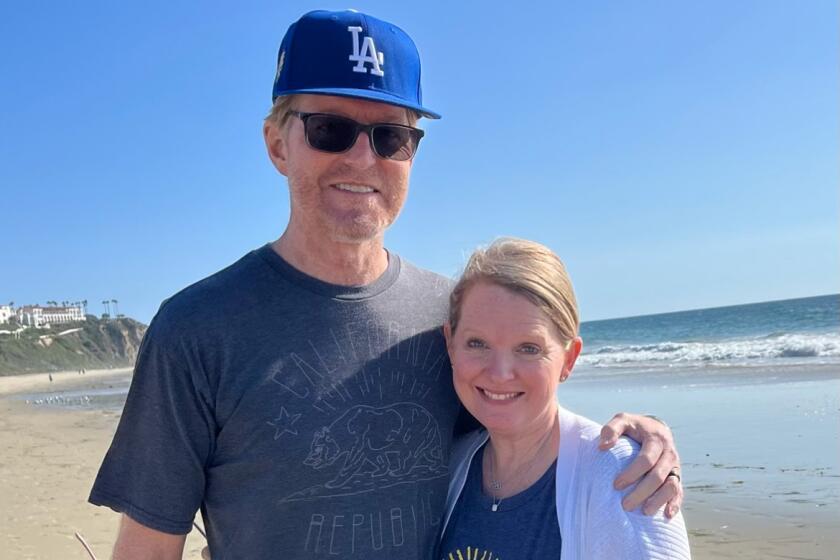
[560,337,583,382]
[443,321,453,350]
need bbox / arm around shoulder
[587,439,691,559]
[112,514,187,560]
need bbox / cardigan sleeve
[581,437,691,560]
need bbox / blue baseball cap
[272,10,440,119]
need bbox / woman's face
[445,281,581,438]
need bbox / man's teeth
[335,183,376,193]
[481,389,520,401]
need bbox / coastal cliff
[0,317,147,375]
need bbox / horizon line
[583,292,838,325]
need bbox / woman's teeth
[481,389,520,401]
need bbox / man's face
[265,94,415,244]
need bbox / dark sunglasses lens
[372,126,417,161]
[304,115,357,153]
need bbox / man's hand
[599,413,683,518]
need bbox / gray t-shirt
[90,245,462,559]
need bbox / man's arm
[599,413,683,518]
[112,514,187,560]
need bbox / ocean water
[577,294,840,374]
[560,295,840,521]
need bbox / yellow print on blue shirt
[442,546,501,560]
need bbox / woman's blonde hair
[449,238,580,341]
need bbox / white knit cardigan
[441,407,692,559]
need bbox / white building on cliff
[0,305,13,324]
[16,304,86,327]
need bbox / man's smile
[332,182,379,194]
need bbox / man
[90,10,682,559]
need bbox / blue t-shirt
[438,445,561,560]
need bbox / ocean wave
[579,332,840,367]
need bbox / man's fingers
[620,452,672,511]
[599,413,631,449]
[601,411,684,516]
[638,475,684,518]
[663,482,684,519]
[639,474,681,515]
[614,438,662,490]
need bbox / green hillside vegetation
[0,316,147,375]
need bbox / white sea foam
[578,332,840,367]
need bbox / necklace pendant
[491,503,499,512]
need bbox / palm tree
[102,300,111,318]
[82,299,88,315]
[111,299,120,319]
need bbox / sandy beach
[1,367,838,559]
[0,369,207,559]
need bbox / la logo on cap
[348,26,384,76]
[271,10,440,118]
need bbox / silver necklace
[486,425,555,512]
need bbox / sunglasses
[290,111,424,161]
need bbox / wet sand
[1,367,838,559]
[564,364,840,560]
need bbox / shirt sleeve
[88,304,217,534]
[583,438,692,560]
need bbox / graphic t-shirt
[89,245,461,559]
[438,445,561,560]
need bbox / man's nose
[342,131,378,167]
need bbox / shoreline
[0,367,134,397]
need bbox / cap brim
[273,87,441,119]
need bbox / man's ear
[263,120,289,176]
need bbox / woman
[439,238,690,559]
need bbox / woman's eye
[466,338,486,349]
[518,344,541,355]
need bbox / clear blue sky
[1,1,837,323]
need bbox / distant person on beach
[439,238,690,559]
[89,9,683,559]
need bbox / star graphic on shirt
[267,407,302,439]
